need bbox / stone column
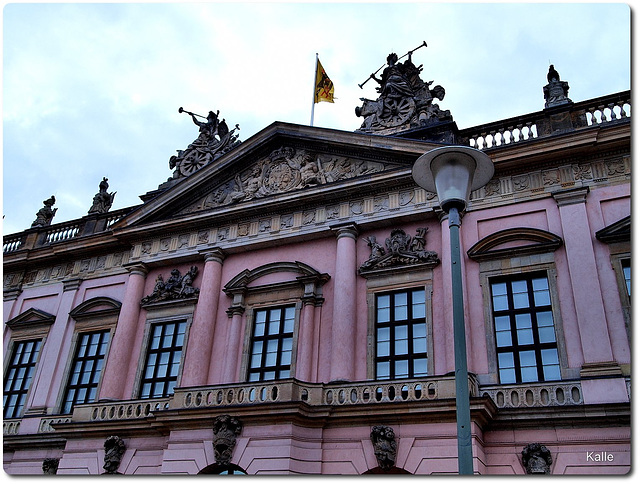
[553,188,626,403]
[329,224,358,382]
[296,300,317,382]
[99,264,148,401]
[27,278,82,414]
[437,212,455,375]
[222,306,245,383]
[180,249,225,387]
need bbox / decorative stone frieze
[360,228,439,274]
[141,266,200,305]
[522,443,552,474]
[212,415,243,466]
[371,425,397,471]
[178,147,388,215]
[103,436,126,474]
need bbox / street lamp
[412,146,494,475]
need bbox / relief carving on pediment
[179,147,388,215]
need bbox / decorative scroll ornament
[169,107,241,179]
[103,436,126,474]
[371,425,397,471]
[88,177,116,214]
[355,44,452,134]
[360,228,440,273]
[31,196,57,227]
[543,65,571,109]
[141,266,200,305]
[522,443,552,474]
[212,415,243,466]
[179,146,386,215]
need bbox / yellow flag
[314,59,335,103]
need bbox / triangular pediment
[595,215,630,244]
[111,122,442,233]
[6,308,56,330]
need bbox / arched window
[198,463,247,475]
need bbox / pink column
[222,307,245,383]
[330,224,358,382]
[554,188,626,404]
[27,278,81,414]
[437,213,455,375]
[295,301,316,382]
[99,264,148,401]
[181,249,225,387]
[554,189,613,363]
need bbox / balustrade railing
[3,378,589,435]
[460,91,630,150]
[44,221,82,244]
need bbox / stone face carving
[212,415,243,466]
[522,443,552,474]
[360,228,440,273]
[103,436,126,474]
[42,458,59,474]
[31,196,57,227]
[170,108,241,179]
[88,177,116,214]
[178,147,387,215]
[141,266,200,304]
[370,425,397,471]
[356,47,452,134]
[543,65,571,109]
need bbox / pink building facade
[3,84,631,474]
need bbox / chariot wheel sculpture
[179,150,211,177]
[379,97,415,127]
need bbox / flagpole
[310,53,318,126]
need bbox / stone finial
[212,415,243,466]
[370,425,397,471]
[522,443,552,474]
[88,177,116,214]
[543,65,572,109]
[42,458,60,475]
[103,436,126,474]
[31,196,57,227]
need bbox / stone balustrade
[3,378,590,435]
[460,91,631,150]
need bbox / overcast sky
[2,1,631,235]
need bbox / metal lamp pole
[412,146,494,475]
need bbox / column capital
[124,262,149,277]
[552,186,590,207]
[331,223,359,240]
[200,247,226,264]
[62,277,83,292]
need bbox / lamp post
[412,146,494,475]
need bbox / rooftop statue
[31,196,57,227]
[88,177,116,214]
[355,41,452,134]
[169,107,241,179]
[543,64,572,108]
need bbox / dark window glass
[491,274,560,384]
[62,330,110,413]
[622,259,631,296]
[375,289,428,380]
[140,321,187,398]
[3,339,42,419]
[248,306,295,382]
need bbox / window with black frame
[621,258,631,297]
[3,339,42,419]
[374,289,428,380]
[247,305,295,382]
[490,273,561,384]
[61,330,110,413]
[140,320,187,398]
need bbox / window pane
[254,321,265,337]
[538,326,556,344]
[394,292,408,320]
[520,350,537,368]
[377,295,391,323]
[395,338,409,355]
[377,327,390,342]
[494,315,510,331]
[377,340,390,357]
[512,280,529,309]
[496,330,512,347]
[412,290,426,318]
[520,366,538,382]
[281,350,291,366]
[413,323,427,339]
[414,358,428,377]
[395,360,409,378]
[377,361,390,380]
[413,337,427,353]
[532,278,551,306]
[492,294,509,311]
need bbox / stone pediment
[178,145,392,216]
[113,122,434,231]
